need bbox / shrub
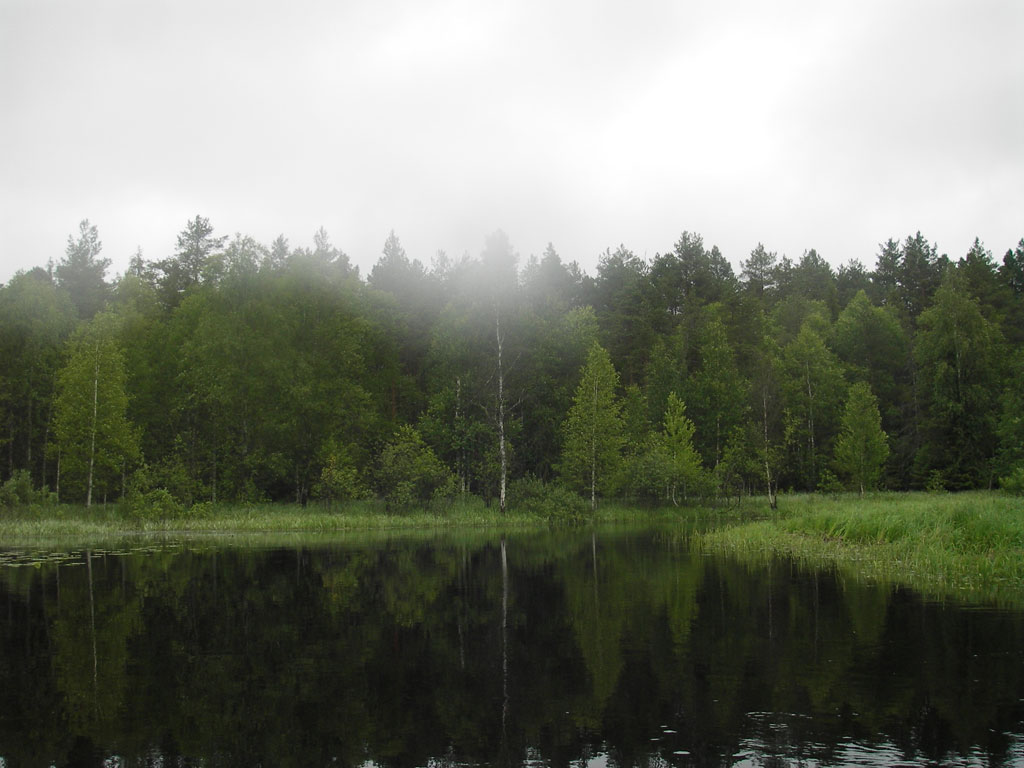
[119,487,185,520]
[118,466,186,520]
[507,475,589,522]
[376,426,456,512]
[0,470,36,508]
[1000,466,1024,496]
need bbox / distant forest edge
[2,216,1023,513]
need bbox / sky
[1,0,1022,284]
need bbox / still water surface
[1,527,1022,767]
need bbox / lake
[1,526,1022,766]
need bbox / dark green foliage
[914,272,1003,489]
[376,426,456,511]
[0,470,41,508]
[999,467,1024,496]
[506,475,589,521]
[2,220,1021,508]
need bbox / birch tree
[560,343,624,510]
[833,382,889,495]
[52,313,139,505]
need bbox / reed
[696,491,1024,604]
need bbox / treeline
[2,216,1023,509]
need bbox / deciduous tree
[833,382,889,495]
[560,343,624,510]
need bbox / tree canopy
[2,217,1022,508]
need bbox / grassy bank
[696,491,1024,605]
[0,495,721,547]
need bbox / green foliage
[51,311,141,505]
[4,220,1023,509]
[715,425,761,502]
[506,475,589,521]
[559,343,625,509]
[315,442,368,504]
[376,426,456,511]
[118,487,185,521]
[660,393,711,502]
[687,309,746,467]
[779,315,846,490]
[833,382,889,495]
[915,272,1003,488]
[999,467,1024,496]
[0,470,40,508]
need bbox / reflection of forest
[1,530,1022,767]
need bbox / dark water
[1,528,1022,767]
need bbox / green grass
[0,494,719,547]
[696,491,1024,605]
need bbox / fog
[2,0,1021,283]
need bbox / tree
[375,425,454,511]
[833,382,889,495]
[741,243,778,299]
[779,313,846,490]
[687,309,747,468]
[560,343,624,510]
[56,219,111,319]
[51,312,140,505]
[660,393,707,504]
[0,270,76,486]
[915,272,1003,489]
[155,215,227,306]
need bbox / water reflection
[0,528,1022,766]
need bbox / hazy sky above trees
[1,0,1021,282]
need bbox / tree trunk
[805,361,816,488]
[762,386,777,510]
[86,346,99,508]
[25,395,32,473]
[496,310,507,514]
[42,386,54,491]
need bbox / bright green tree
[52,312,140,505]
[660,392,708,503]
[833,382,889,495]
[560,343,624,510]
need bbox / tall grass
[0,493,712,546]
[697,491,1024,605]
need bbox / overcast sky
[2,0,1022,284]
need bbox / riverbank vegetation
[697,491,1024,604]
[2,217,1023,514]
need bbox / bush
[1000,466,1024,496]
[376,426,456,512]
[118,467,186,520]
[0,470,35,508]
[119,487,186,520]
[507,476,589,522]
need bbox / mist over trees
[2,218,1023,508]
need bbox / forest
[2,216,1023,512]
